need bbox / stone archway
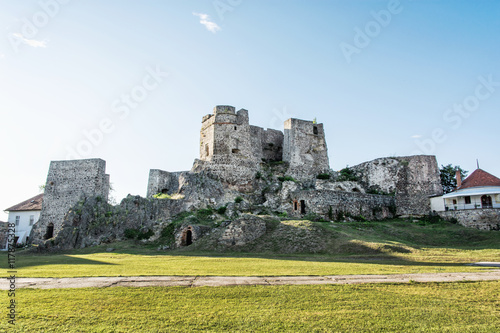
[181,227,193,246]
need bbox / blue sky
[1,0,499,220]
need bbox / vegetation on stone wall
[337,167,359,181]
[316,173,331,180]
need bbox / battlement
[214,105,235,114]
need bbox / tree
[440,164,468,194]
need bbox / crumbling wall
[30,159,110,244]
[146,169,182,197]
[288,190,395,220]
[283,118,330,180]
[351,155,443,216]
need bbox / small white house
[432,169,500,212]
[4,194,43,245]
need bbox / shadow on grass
[7,219,499,270]
[0,252,116,270]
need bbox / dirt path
[3,270,500,289]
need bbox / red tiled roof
[458,169,500,190]
[5,194,44,212]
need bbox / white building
[431,169,500,212]
[4,194,43,245]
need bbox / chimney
[456,170,462,188]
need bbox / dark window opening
[161,188,168,194]
[45,223,54,240]
[293,200,298,211]
[300,200,306,214]
[352,188,360,192]
[481,195,492,208]
[453,199,457,205]
[313,126,318,135]
[234,126,237,130]
[14,237,19,244]
[232,148,240,154]
[464,196,471,204]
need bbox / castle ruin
[31,105,444,248]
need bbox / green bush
[137,229,154,240]
[124,228,154,240]
[255,171,262,179]
[234,196,244,203]
[278,176,296,182]
[317,173,331,180]
[328,206,333,220]
[337,167,359,182]
[216,206,227,215]
[124,229,139,239]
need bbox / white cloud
[0,53,5,59]
[12,33,48,48]
[193,13,220,33]
[411,134,422,139]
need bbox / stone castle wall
[289,189,395,220]
[30,159,110,244]
[438,209,500,231]
[352,155,443,216]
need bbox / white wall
[430,196,445,212]
[7,210,40,244]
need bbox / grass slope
[2,219,499,278]
[2,281,499,332]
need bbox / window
[15,216,20,226]
[205,144,209,156]
[452,199,457,205]
[313,126,318,135]
[293,200,298,211]
[45,223,54,240]
[234,126,237,130]
[29,215,35,226]
[464,196,471,204]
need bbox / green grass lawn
[1,247,499,278]
[3,281,499,332]
[2,219,499,278]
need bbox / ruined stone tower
[283,118,330,180]
[30,159,110,244]
[193,105,284,189]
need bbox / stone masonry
[30,159,110,244]
[351,155,443,216]
[283,118,330,180]
[438,209,500,231]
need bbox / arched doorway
[45,223,54,239]
[185,229,192,246]
[181,227,193,246]
[481,195,493,208]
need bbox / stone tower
[30,159,110,244]
[199,105,254,162]
[283,118,330,180]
